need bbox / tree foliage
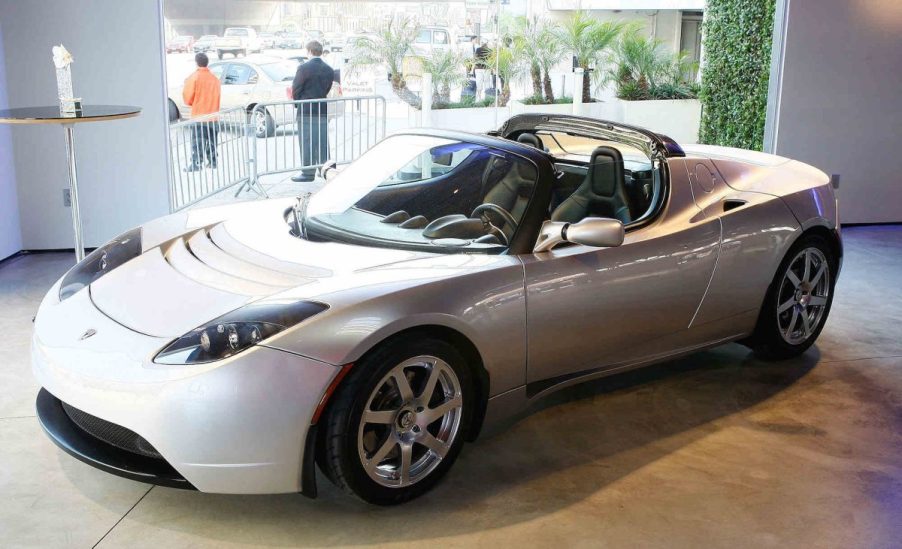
[347,17,421,108]
[699,0,776,150]
[558,12,623,103]
[607,26,699,100]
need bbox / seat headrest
[589,146,624,197]
[516,133,544,150]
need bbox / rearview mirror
[320,160,338,181]
[533,217,624,252]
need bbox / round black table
[0,105,142,262]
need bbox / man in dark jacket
[291,40,334,182]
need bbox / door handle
[723,199,747,212]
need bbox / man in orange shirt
[182,53,221,171]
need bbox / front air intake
[61,402,162,459]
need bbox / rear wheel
[319,336,473,505]
[749,234,836,360]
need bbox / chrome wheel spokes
[254,111,267,134]
[777,247,831,345]
[357,355,463,488]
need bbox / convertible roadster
[33,115,840,505]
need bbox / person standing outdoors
[182,52,221,171]
[474,41,492,101]
[291,40,334,182]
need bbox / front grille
[61,402,162,459]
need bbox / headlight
[154,301,328,365]
[59,228,142,301]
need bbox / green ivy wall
[699,0,776,150]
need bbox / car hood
[89,199,438,338]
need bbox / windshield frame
[304,130,555,255]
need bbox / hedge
[699,0,776,150]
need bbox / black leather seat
[480,156,536,232]
[516,133,544,150]
[551,146,633,224]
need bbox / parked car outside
[410,26,453,57]
[166,36,194,54]
[193,35,217,53]
[214,27,262,59]
[258,32,276,49]
[167,55,341,137]
[278,32,306,49]
[324,32,347,52]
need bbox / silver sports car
[33,115,841,505]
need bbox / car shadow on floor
[60,343,820,546]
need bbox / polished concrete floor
[1,226,900,548]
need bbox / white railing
[167,95,387,212]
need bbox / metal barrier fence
[167,107,257,211]
[167,96,386,212]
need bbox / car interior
[512,131,659,228]
[307,132,662,253]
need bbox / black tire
[252,108,275,138]
[748,233,837,360]
[216,51,223,60]
[167,98,180,123]
[319,335,474,505]
[238,49,246,58]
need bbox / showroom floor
[1,226,900,548]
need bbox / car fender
[264,262,528,397]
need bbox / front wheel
[319,336,473,505]
[748,234,837,360]
[252,108,274,138]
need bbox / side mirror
[533,217,624,252]
[320,159,338,181]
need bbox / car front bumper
[31,282,340,494]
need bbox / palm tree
[536,24,566,102]
[418,50,467,107]
[347,18,420,107]
[559,12,623,103]
[606,27,699,100]
[511,16,544,99]
[488,43,526,107]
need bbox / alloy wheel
[357,355,463,488]
[254,111,268,136]
[776,247,831,345]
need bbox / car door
[218,62,257,108]
[521,159,722,391]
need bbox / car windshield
[259,60,297,81]
[306,134,538,253]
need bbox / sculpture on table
[52,45,80,114]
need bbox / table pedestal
[62,124,85,262]
[0,104,142,264]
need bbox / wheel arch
[743,222,841,348]
[797,224,843,269]
[317,324,491,442]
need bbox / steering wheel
[471,203,518,245]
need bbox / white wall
[0,0,170,250]
[0,20,22,260]
[766,0,902,224]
